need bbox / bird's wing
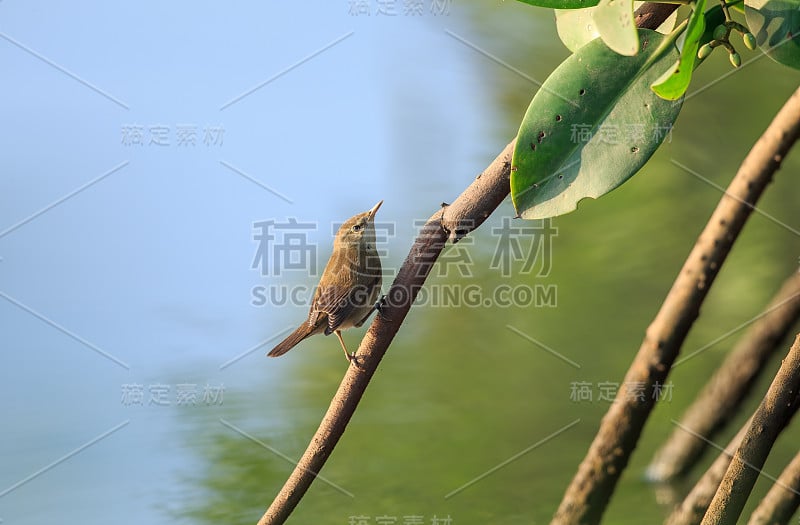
[312,284,356,335]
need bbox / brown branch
[255,6,680,523]
[647,270,800,482]
[634,2,681,29]
[701,334,800,525]
[747,443,800,525]
[666,331,800,525]
[668,331,800,525]
[257,142,513,525]
[665,419,751,525]
[551,88,800,524]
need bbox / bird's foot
[375,295,390,320]
[347,352,364,368]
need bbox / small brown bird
[268,201,384,362]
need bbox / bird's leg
[334,330,355,362]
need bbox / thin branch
[665,419,751,525]
[257,141,513,525]
[701,334,800,525]
[647,270,800,482]
[668,360,800,525]
[747,443,800,525]
[551,88,800,524]
[255,5,679,523]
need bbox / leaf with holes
[517,0,601,9]
[511,29,682,219]
[651,0,707,100]
[745,0,800,70]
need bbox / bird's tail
[268,323,315,357]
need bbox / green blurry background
[1,1,798,524]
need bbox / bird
[268,200,384,362]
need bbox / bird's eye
[351,223,363,233]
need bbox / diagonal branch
[258,143,514,525]
[551,87,800,524]
[701,334,800,525]
[647,269,800,482]
[747,440,800,524]
[665,418,752,525]
[257,6,679,524]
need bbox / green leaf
[517,0,600,9]
[651,0,707,100]
[745,0,800,70]
[510,29,682,219]
[593,0,639,55]
[555,3,677,53]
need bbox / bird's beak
[367,200,383,221]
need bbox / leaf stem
[720,0,733,20]
[642,16,689,72]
